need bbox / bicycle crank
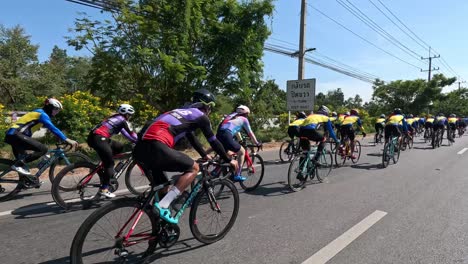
[158,224,180,248]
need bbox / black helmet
[408,114,413,118]
[317,105,330,116]
[393,108,402,115]
[191,89,216,108]
[296,111,307,119]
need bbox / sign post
[287,79,316,113]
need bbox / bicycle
[400,132,413,151]
[279,137,301,162]
[374,129,384,145]
[69,159,239,264]
[287,143,333,192]
[431,128,442,149]
[382,135,400,168]
[52,150,150,210]
[335,135,361,167]
[0,143,92,202]
[424,127,433,143]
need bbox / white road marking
[0,185,150,217]
[457,148,468,155]
[302,210,387,264]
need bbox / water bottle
[37,154,51,169]
[114,161,125,173]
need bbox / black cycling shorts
[375,123,384,133]
[287,126,300,139]
[133,140,194,185]
[216,130,241,152]
[384,125,401,141]
[340,125,355,141]
[424,122,433,129]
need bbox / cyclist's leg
[5,133,47,173]
[384,125,392,143]
[309,130,325,162]
[347,127,356,157]
[217,130,244,180]
[87,133,115,196]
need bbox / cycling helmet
[44,98,63,110]
[380,114,385,118]
[393,108,402,115]
[408,114,413,118]
[192,88,216,107]
[331,111,337,117]
[317,105,330,116]
[449,114,456,117]
[118,104,135,115]
[296,111,307,119]
[350,109,359,115]
[345,111,350,116]
[236,105,250,115]
[438,112,444,117]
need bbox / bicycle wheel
[351,140,361,164]
[52,161,101,210]
[239,153,264,191]
[334,145,346,167]
[0,159,21,202]
[189,179,239,244]
[279,141,292,162]
[125,160,151,196]
[408,136,414,149]
[382,143,391,168]
[48,152,93,183]
[316,150,333,182]
[287,155,307,191]
[393,141,401,164]
[70,198,158,264]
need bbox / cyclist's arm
[197,115,231,162]
[39,112,67,141]
[242,118,259,145]
[186,131,208,158]
[326,120,338,142]
[357,118,365,133]
[120,121,137,143]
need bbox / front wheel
[351,140,361,164]
[316,150,333,182]
[287,155,307,192]
[382,143,391,168]
[279,141,293,162]
[125,160,151,196]
[0,159,21,202]
[52,161,101,211]
[48,152,93,184]
[239,154,264,191]
[189,179,239,244]
[70,198,158,264]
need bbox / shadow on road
[350,163,382,170]
[146,238,207,263]
[243,181,291,197]
[11,200,102,219]
[367,152,383,157]
[413,146,432,150]
[263,160,290,166]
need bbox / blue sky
[1,0,467,102]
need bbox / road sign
[287,78,316,111]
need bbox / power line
[309,4,422,70]
[335,0,425,63]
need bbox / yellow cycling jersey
[414,117,420,122]
[10,111,44,134]
[406,118,415,125]
[376,118,385,124]
[336,115,346,125]
[448,117,457,124]
[329,116,337,122]
[426,118,434,123]
[386,114,404,125]
[342,115,359,126]
[289,119,305,127]
[301,114,330,127]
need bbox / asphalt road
[1,134,468,264]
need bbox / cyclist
[334,111,349,139]
[4,98,79,176]
[340,109,366,158]
[87,104,138,198]
[384,108,407,148]
[288,112,307,140]
[329,112,338,122]
[133,89,238,224]
[424,115,435,139]
[405,114,415,137]
[457,117,466,136]
[412,115,420,134]
[448,114,458,140]
[434,113,453,143]
[216,105,261,181]
[299,105,339,167]
[375,114,386,141]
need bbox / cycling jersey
[300,114,338,141]
[140,107,230,161]
[289,118,305,127]
[6,108,67,140]
[406,118,415,125]
[435,116,448,126]
[342,115,362,127]
[426,118,434,123]
[93,114,137,142]
[336,114,346,125]
[386,114,408,131]
[448,117,457,124]
[329,116,337,122]
[376,118,386,124]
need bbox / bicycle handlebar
[56,142,73,152]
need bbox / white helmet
[45,98,63,110]
[118,104,135,115]
[236,105,250,115]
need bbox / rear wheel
[70,198,158,264]
[189,179,239,244]
[48,152,93,184]
[351,140,361,164]
[125,161,151,196]
[0,159,21,202]
[382,143,390,168]
[393,140,401,164]
[52,161,101,210]
[279,141,293,162]
[287,155,307,191]
[316,150,333,182]
[239,154,264,191]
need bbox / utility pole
[457,80,466,91]
[298,0,307,80]
[421,47,440,82]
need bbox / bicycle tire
[125,160,151,196]
[382,143,390,168]
[0,159,21,202]
[48,152,93,184]
[287,155,307,191]
[351,140,361,164]
[189,179,239,244]
[70,198,158,264]
[52,161,101,210]
[239,153,264,191]
[408,136,414,149]
[316,150,333,182]
[279,141,292,162]
[393,140,401,164]
[334,145,346,167]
